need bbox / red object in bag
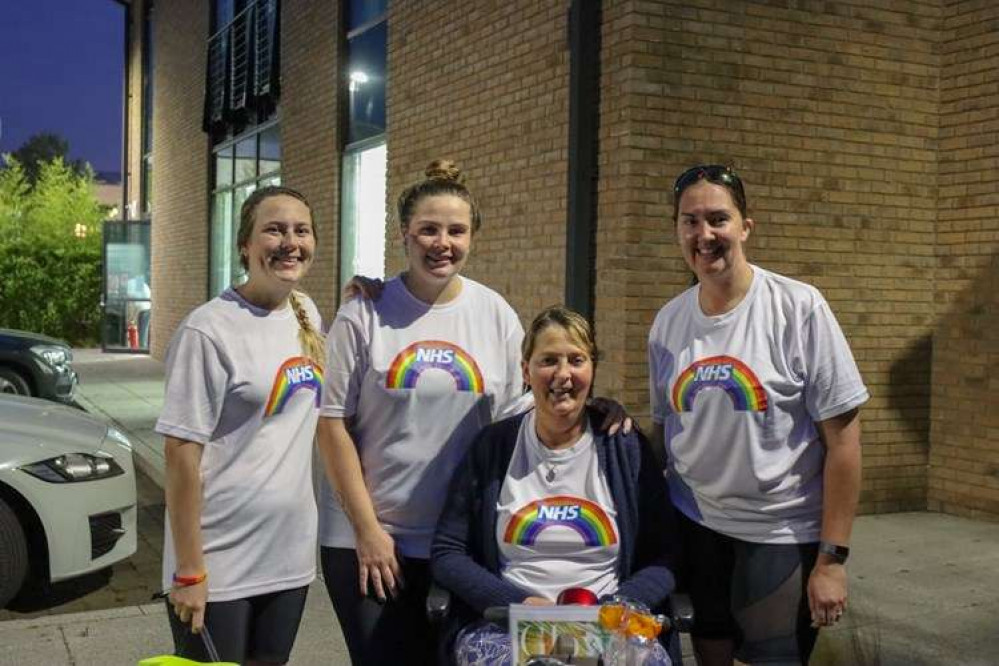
[557,587,599,606]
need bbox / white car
[0,394,138,607]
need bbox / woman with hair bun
[157,186,324,664]
[317,160,536,664]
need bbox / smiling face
[240,194,315,295]
[522,324,594,426]
[676,180,753,283]
[402,194,473,289]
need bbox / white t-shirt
[156,288,322,601]
[496,411,620,601]
[320,276,532,558]
[648,265,869,543]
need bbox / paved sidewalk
[2,349,993,665]
[72,349,168,486]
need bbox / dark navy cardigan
[431,409,679,649]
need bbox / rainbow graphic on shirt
[671,355,768,412]
[385,340,484,393]
[264,356,324,417]
[503,496,617,547]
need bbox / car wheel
[0,498,29,608]
[0,368,31,397]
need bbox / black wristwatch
[818,541,850,564]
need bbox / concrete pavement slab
[0,580,347,666]
[811,512,999,665]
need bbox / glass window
[209,184,254,296]
[259,125,281,176]
[234,136,257,183]
[340,140,387,289]
[210,123,278,295]
[209,190,235,296]
[347,21,387,145]
[215,146,234,188]
[346,0,387,32]
[103,221,152,350]
[212,0,243,34]
[259,174,281,188]
[142,155,153,216]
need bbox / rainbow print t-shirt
[319,276,532,558]
[648,265,869,543]
[155,288,323,601]
[496,411,620,601]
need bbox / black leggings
[677,514,819,665]
[166,585,308,664]
[321,546,435,666]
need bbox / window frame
[208,118,282,296]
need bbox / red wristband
[172,572,207,587]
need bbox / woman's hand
[356,524,404,602]
[523,596,555,606]
[170,580,208,633]
[588,396,633,435]
[343,275,385,301]
[807,560,847,627]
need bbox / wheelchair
[426,584,694,665]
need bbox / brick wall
[929,1,999,520]
[149,0,210,358]
[281,0,341,320]
[386,0,572,320]
[139,0,998,520]
[595,0,942,514]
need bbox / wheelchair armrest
[426,582,452,625]
[668,592,694,633]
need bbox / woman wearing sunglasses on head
[648,165,869,666]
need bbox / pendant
[546,467,556,482]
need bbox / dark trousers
[321,546,435,666]
[166,585,308,664]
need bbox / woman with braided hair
[156,186,325,665]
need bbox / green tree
[0,157,30,239]
[29,158,104,249]
[10,132,86,187]
[0,152,104,344]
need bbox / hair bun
[425,159,463,184]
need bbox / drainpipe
[564,0,600,321]
[113,0,131,220]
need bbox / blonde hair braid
[288,290,326,368]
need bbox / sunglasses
[672,164,745,199]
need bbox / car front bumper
[28,355,78,404]
[14,449,137,582]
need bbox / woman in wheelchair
[432,306,679,666]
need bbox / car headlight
[30,344,72,370]
[104,426,133,452]
[21,453,124,483]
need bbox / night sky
[0,1,125,176]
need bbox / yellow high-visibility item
[138,657,237,666]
